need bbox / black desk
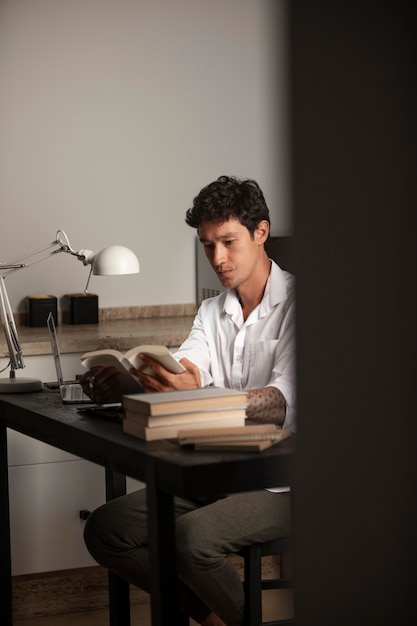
[0,391,294,626]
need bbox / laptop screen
[47,312,65,387]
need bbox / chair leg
[243,543,262,626]
[241,539,294,626]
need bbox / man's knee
[83,505,109,560]
[175,514,215,579]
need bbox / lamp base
[0,376,43,393]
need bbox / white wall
[0,0,290,313]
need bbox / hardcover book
[123,414,246,441]
[124,406,247,427]
[122,387,248,416]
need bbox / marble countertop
[1,305,196,356]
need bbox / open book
[81,345,186,395]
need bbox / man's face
[198,218,267,291]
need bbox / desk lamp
[0,229,139,393]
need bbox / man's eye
[225,239,236,245]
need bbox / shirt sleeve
[266,304,297,432]
[174,307,214,387]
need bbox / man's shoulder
[270,261,295,303]
[271,259,294,279]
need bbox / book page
[81,350,124,370]
[124,345,186,374]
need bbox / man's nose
[212,244,227,266]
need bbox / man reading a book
[81,175,295,626]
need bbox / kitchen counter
[1,304,196,356]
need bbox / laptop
[47,312,92,404]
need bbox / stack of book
[122,387,248,441]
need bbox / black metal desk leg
[108,570,131,626]
[105,468,131,626]
[0,424,13,626]
[146,457,189,626]
[105,468,127,501]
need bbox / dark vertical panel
[288,2,416,624]
[0,425,12,626]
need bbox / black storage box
[62,293,99,325]
[25,295,58,327]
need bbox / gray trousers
[84,488,291,626]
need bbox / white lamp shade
[92,245,140,275]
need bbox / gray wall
[0,0,291,313]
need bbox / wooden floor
[12,556,294,625]
[14,589,294,625]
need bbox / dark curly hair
[185,175,270,238]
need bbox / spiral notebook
[178,424,292,452]
[47,312,92,404]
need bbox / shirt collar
[224,261,288,317]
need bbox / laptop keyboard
[62,384,90,402]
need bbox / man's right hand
[80,365,124,404]
[130,355,202,392]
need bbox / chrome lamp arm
[2,229,96,276]
[0,274,25,372]
[0,231,74,373]
[0,230,139,393]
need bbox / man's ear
[254,220,270,245]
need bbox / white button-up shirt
[175,261,296,432]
